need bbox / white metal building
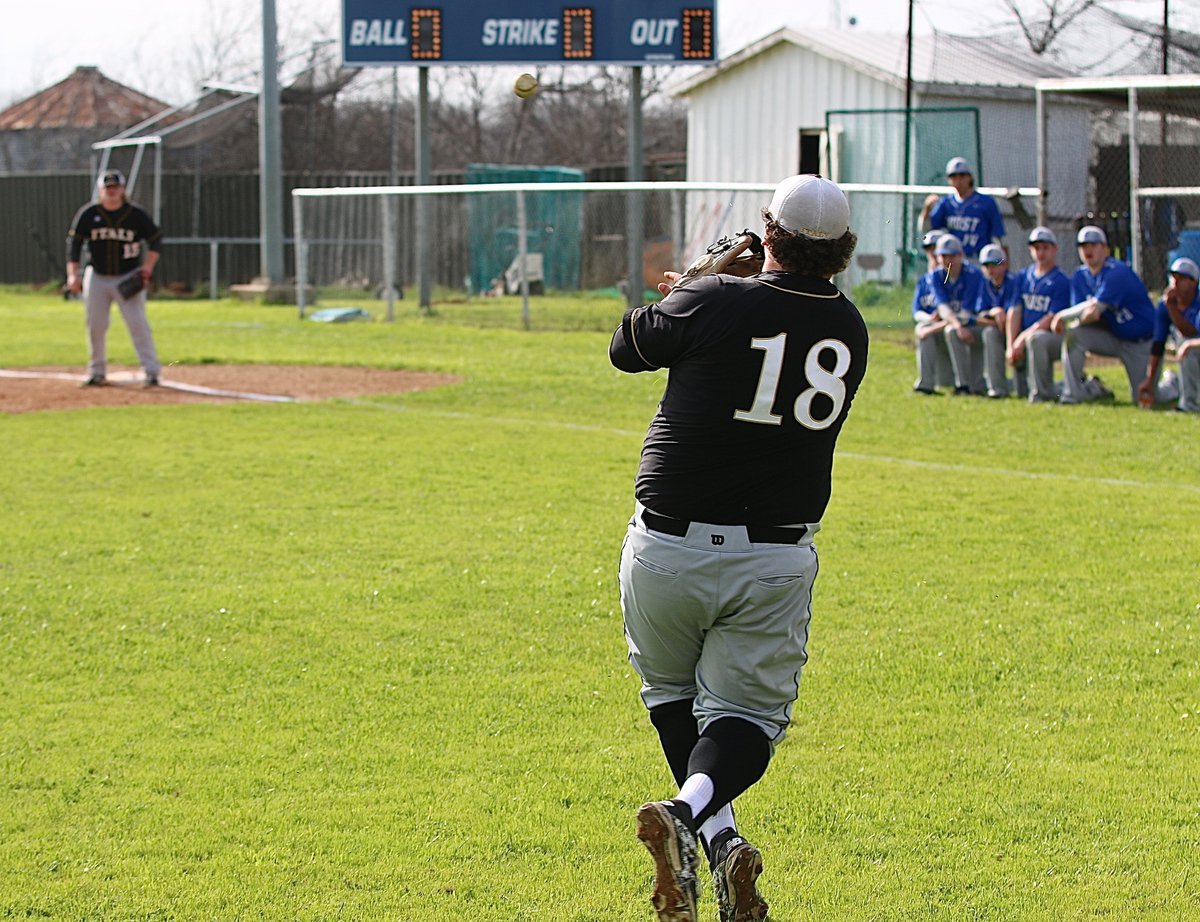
[671,28,1094,284]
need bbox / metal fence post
[517,190,530,329]
[1128,87,1141,274]
[293,194,307,317]
[382,194,397,322]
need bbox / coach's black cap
[101,170,126,187]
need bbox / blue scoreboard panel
[342,0,716,66]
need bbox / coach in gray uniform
[610,175,869,922]
[66,170,163,387]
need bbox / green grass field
[1,287,1197,921]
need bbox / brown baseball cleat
[713,837,769,922]
[636,801,699,922]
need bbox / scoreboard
[341,0,716,66]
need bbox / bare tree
[1001,0,1098,55]
[158,28,687,177]
[181,0,262,93]
[428,68,501,166]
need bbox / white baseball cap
[1170,256,1200,280]
[935,234,964,256]
[921,229,945,249]
[1077,225,1107,245]
[945,157,972,176]
[979,244,1006,265]
[99,169,125,188]
[768,174,851,240]
[1028,226,1057,246]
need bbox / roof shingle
[0,65,170,131]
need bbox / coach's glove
[677,229,765,282]
[117,272,145,300]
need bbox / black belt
[641,510,807,545]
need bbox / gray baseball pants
[945,325,1007,395]
[1061,325,1151,404]
[913,319,954,391]
[1180,350,1200,412]
[1025,330,1064,403]
[619,503,818,751]
[83,266,160,379]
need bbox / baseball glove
[677,229,765,282]
[117,272,145,299]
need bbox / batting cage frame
[1036,73,1200,288]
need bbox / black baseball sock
[686,716,771,827]
[649,698,699,787]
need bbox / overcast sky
[1,0,1191,108]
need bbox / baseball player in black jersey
[611,175,868,922]
[66,170,163,387]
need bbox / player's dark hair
[762,210,857,278]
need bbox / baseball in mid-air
[513,73,539,99]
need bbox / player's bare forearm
[1051,304,1088,334]
[1167,307,1199,338]
[1006,308,1021,346]
[1143,353,1162,384]
[915,319,947,341]
[1137,352,1161,406]
[918,194,939,231]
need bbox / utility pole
[902,0,914,283]
[1162,0,1170,75]
[259,0,285,287]
[626,66,644,311]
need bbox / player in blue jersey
[974,243,1019,396]
[918,156,1007,260]
[928,234,993,395]
[1137,256,1200,412]
[1052,225,1157,404]
[1068,225,1104,304]
[1009,227,1073,403]
[912,230,954,394]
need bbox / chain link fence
[291,180,1043,325]
[1040,76,1200,290]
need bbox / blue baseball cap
[945,157,972,176]
[1169,257,1199,280]
[979,244,1006,265]
[935,234,964,256]
[1028,226,1057,246]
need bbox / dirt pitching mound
[0,365,461,415]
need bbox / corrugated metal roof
[675,28,1075,96]
[0,66,170,131]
